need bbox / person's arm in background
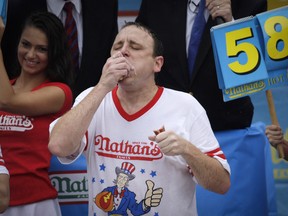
[0,146,9,213]
[0,173,9,213]
[266,124,288,161]
[0,17,9,201]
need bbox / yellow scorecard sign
[211,6,288,101]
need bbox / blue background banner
[119,0,142,11]
[0,0,7,24]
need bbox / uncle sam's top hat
[115,162,135,180]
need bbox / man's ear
[154,56,164,73]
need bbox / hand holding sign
[265,90,284,158]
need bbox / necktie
[188,0,206,78]
[63,2,79,71]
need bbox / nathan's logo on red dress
[94,135,163,161]
[0,115,33,131]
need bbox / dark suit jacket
[136,0,267,131]
[1,0,118,98]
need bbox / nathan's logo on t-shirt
[0,115,33,131]
[94,134,163,161]
[50,171,88,204]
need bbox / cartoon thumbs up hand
[144,180,163,207]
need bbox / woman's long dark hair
[16,11,74,87]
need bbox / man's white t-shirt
[51,86,230,216]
